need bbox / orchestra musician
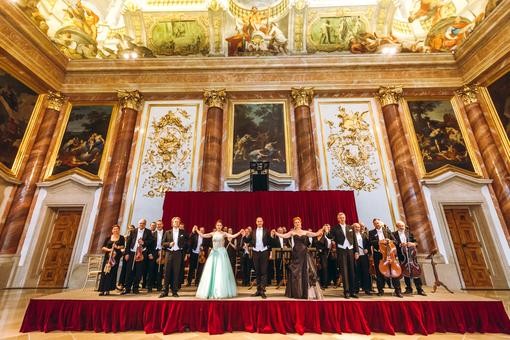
[225,227,239,275]
[315,224,332,289]
[159,217,188,298]
[187,226,205,286]
[117,224,135,290]
[327,212,359,299]
[368,218,403,297]
[98,224,125,296]
[142,221,157,289]
[353,222,372,295]
[147,219,165,292]
[240,227,252,286]
[393,221,426,296]
[270,226,290,286]
[121,219,154,295]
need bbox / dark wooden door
[444,208,492,288]
[38,209,82,287]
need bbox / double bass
[401,230,422,278]
[377,226,402,278]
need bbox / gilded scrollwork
[142,109,193,197]
[325,106,379,191]
[455,83,479,106]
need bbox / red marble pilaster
[89,90,142,254]
[0,91,67,254]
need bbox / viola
[378,239,402,279]
[402,243,422,278]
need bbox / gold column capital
[455,84,479,106]
[46,91,67,111]
[290,87,314,107]
[377,86,403,107]
[203,89,227,109]
[118,90,143,111]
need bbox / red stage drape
[20,299,510,335]
[161,191,358,231]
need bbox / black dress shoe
[376,291,384,296]
[133,289,140,294]
[404,288,413,294]
[159,292,168,298]
[393,291,403,298]
[147,288,152,293]
[417,290,427,296]
[364,291,372,296]
[98,292,105,296]
[260,292,267,299]
[251,291,261,297]
[120,290,129,295]
[172,292,179,297]
[344,294,350,299]
[350,294,359,299]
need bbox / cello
[377,225,402,279]
[401,230,421,279]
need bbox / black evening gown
[285,235,323,299]
[98,235,125,292]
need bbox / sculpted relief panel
[16,0,497,59]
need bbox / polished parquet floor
[1,286,510,339]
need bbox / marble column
[377,86,436,254]
[201,89,226,192]
[456,84,510,231]
[291,87,319,190]
[90,90,143,254]
[0,91,67,254]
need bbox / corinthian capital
[377,86,403,107]
[455,84,479,106]
[46,91,67,111]
[203,89,226,109]
[290,87,314,107]
[118,90,143,111]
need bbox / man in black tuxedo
[369,218,402,297]
[353,222,372,295]
[121,219,154,295]
[249,217,271,299]
[393,221,426,296]
[315,224,332,289]
[240,228,252,286]
[147,219,165,292]
[159,217,188,297]
[270,226,290,286]
[328,212,358,298]
[187,226,205,286]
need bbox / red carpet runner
[20,299,510,335]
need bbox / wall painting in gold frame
[44,102,119,181]
[401,97,481,178]
[226,99,292,180]
[0,68,44,180]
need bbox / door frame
[439,203,507,289]
[32,205,85,288]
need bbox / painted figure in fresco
[320,20,332,44]
[269,22,288,54]
[408,0,455,26]
[426,16,474,52]
[234,134,255,160]
[56,133,105,168]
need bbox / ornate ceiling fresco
[16,0,501,59]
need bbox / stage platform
[20,286,510,336]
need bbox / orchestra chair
[82,255,103,290]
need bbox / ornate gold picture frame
[44,102,119,181]
[401,97,482,178]
[226,99,292,179]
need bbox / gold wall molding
[46,91,67,111]
[290,87,314,107]
[377,86,403,107]
[455,84,479,106]
[118,90,144,111]
[203,89,226,108]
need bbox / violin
[378,238,402,279]
[198,247,206,264]
[401,231,422,278]
[156,248,165,265]
[134,242,144,262]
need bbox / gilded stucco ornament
[326,106,379,191]
[290,87,314,107]
[377,86,403,107]
[203,89,227,108]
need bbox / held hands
[271,229,276,237]
[192,225,198,233]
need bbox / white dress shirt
[338,224,353,250]
[279,237,284,248]
[170,228,180,251]
[376,228,385,241]
[253,227,268,252]
[193,235,203,254]
[131,228,145,252]
[326,237,332,249]
[355,232,364,255]
[398,230,407,244]
[156,229,164,250]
